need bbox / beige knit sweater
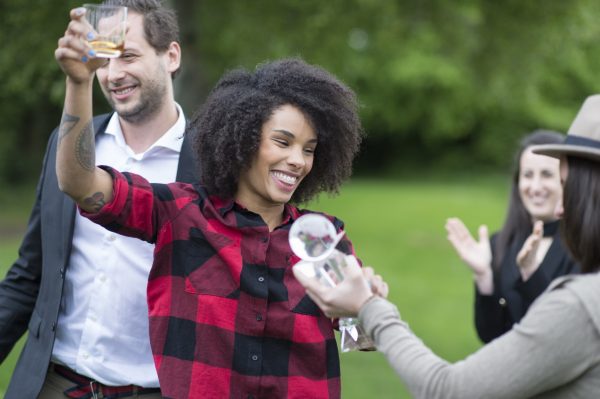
[359,273,600,398]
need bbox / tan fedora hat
[532,94,600,161]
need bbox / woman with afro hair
[55,16,366,397]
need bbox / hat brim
[531,143,600,162]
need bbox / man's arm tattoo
[75,119,96,172]
[83,192,107,213]
[58,113,80,145]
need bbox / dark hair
[189,58,364,204]
[103,0,181,77]
[493,130,564,269]
[561,156,600,273]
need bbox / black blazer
[0,114,198,398]
[474,222,580,343]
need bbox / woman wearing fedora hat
[445,130,579,343]
[293,95,600,398]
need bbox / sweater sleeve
[359,288,600,399]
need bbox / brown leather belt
[51,363,161,398]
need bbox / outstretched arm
[294,257,598,398]
[54,7,113,213]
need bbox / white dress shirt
[52,105,186,387]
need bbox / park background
[1,0,599,397]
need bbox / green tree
[0,0,107,184]
[177,0,600,173]
[2,0,600,183]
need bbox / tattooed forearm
[58,113,80,145]
[75,119,96,172]
[83,192,107,213]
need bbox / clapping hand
[516,220,544,281]
[446,217,494,294]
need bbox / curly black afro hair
[189,57,364,204]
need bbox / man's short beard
[117,95,163,124]
[107,79,167,124]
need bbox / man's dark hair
[103,0,181,77]
[561,156,600,273]
[189,58,364,204]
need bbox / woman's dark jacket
[475,221,579,343]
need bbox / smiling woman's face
[518,148,562,222]
[235,104,317,210]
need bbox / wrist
[519,266,535,282]
[474,267,494,295]
[357,293,377,313]
[66,75,94,87]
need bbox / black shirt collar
[543,220,560,237]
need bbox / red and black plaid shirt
[83,167,355,399]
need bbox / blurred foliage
[0,0,108,183]
[2,0,600,183]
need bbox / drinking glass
[83,4,127,58]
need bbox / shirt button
[499,297,507,306]
[257,276,265,283]
[82,353,89,360]
[107,234,117,242]
[260,236,268,243]
[251,355,258,361]
[99,275,107,283]
[256,314,263,321]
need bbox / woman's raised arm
[54,7,113,212]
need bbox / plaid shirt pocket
[177,227,239,297]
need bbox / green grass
[0,176,508,398]
[305,176,507,397]
[0,184,35,398]
[0,240,26,397]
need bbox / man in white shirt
[0,1,197,397]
